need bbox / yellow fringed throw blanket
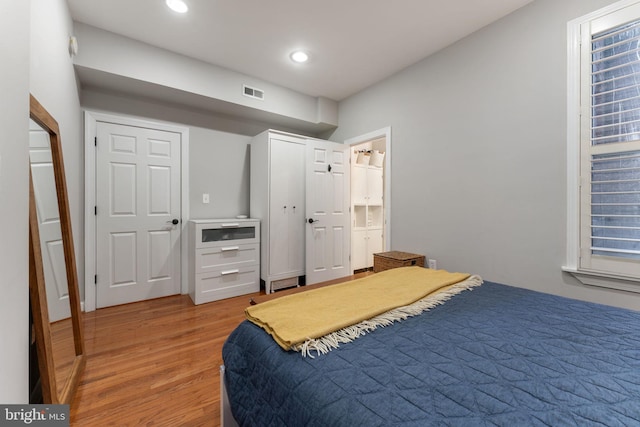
[246,267,482,356]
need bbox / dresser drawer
[195,220,260,248]
[194,265,259,303]
[195,244,258,273]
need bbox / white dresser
[188,219,260,305]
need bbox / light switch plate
[202,193,210,204]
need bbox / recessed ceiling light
[166,0,188,13]
[290,51,309,63]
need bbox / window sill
[562,266,640,294]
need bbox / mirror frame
[29,94,85,404]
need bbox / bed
[221,269,640,426]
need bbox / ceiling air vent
[243,85,264,100]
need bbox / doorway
[84,112,190,312]
[345,128,391,273]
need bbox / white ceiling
[67,0,533,102]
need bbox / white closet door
[95,122,182,308]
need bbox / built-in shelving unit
[351,150,384,270]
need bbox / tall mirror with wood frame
[29,94,85,404]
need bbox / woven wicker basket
[373,251,425,273]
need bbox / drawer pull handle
[221,269,240,276]
[221,223,240,228]
[221,246,240,252]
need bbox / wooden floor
[69,273,368,426]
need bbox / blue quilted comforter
[222,282,640,426]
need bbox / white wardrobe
[250,131,306,293]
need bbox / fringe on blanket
[293,274,483,358]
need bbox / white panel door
[305,140,350,285]
[96,122,181,308]
[29,121,70,322]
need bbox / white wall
[0,0,30,404]
[189,127,252,219]
[0,0,79,404]
[30,0,84,296]
[81,88,278,136]
[81,90,257,220]
[331,0,640,310]
[73,23,338,130]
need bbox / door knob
[308,218,319,224]
[170,218,179,225]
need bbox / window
[567,0,640,290]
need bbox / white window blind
[589,20,640,261]
[565,0,640,290]
[591,151,640,259]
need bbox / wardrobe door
[268,138,305,277]
[287,141,305,274]
[269,139,291,276]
